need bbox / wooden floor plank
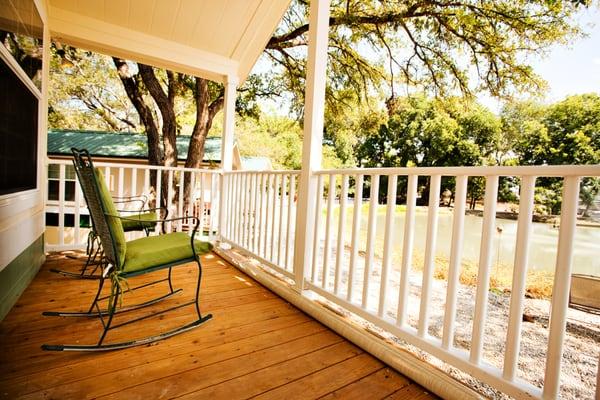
[176,341,363,400]
[385,383,440,400]
[0,252,436,400]
[252,353,383,400]
[318,367,411,400]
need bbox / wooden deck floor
[0,252,437,400]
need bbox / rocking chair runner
[51,164,164,280]
[42,148,213,351]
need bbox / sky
[479,7,600,113]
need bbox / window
[0,0,43,196]
[47,164,76,202]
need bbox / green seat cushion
[123,232,213,274]
[94,169,127,268]
[121,212,158,232]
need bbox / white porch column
[293,0,331,291]
[218,75,238,242]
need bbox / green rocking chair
[42,148,213,351]
[51,165,163,280]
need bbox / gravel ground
[312,246,600,399]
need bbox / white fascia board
[235,0,292,83]
[49,6,239,83]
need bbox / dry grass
[409,251,554,299]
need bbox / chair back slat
[72,148,123,269]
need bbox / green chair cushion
[121,212,158,232]
[123,232,213,274]
[94,169,127,268]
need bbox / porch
[0,251,434,400]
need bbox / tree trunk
[112,58,162,206]
[138,64,179,211]
[181,78,225,213]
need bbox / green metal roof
[47,129,222,162]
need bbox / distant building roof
[47,129,222,162]
[241,156,273,170]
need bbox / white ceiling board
[149,0,179,40]
[127,0,154,33]
[49,0,292,84]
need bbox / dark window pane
[65,181,75,201]
[45,212,58,227]
[48,180,58,200]
[0,57,38,195]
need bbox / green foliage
[265,0,591,121]
[235,114,344,170]
[49,46,141,132]
[507,94,600,166]
[357,96,501,169]
[502,94,600,214]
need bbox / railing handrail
[315,164,600,177]
[224,169,301,175]
[47,158,222,174]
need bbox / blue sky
[479,7,600,112]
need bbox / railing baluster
[143,168,149,199]
[270,174,279,262]
[256,173,264,257]
[263,174,271,257]
[379,174,398,318]
[244,173,252,248]
[442,175,468,349]
[131,167,137,202]
[418,174,441,337]
[322,174,336,289]
[247,173,254,250]
[347,174,363,302]
[118,167,124,200]
[254,173,261,253]
[277,174,287,267]
[155,168,162,233]
[178,171,184,231]
[397,174,418,325]
[167,170,174,233]
[362,174,380,309]
[286,174,296,270]
[503,175,536,381]
[335,174,349,295]
[470,175,499,364]
[188,171,195,234]
[210,173,217,238]
[311,174,325,283]
[74,174,82,246]
[104,166,111,188]
[198,172,205,239]
[58,164,65,246]
[237,174,242,244]
[542,176,580,399]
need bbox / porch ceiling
[47,0,291,83]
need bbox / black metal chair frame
[51,167,166,280]
[42,149,212,351]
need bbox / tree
[49,47,140,132]
[356,96,501,205]
[505,94,600,214]
[48,0,594,212]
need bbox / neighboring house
[47,129,271,198]
[45,130,272,243]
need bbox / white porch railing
[220,170,300,279]
[217,165,600,400]
[44,160,600,399]
[45,159,221,251]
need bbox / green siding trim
[0,234,45,322]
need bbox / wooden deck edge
[213,246,485,400]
